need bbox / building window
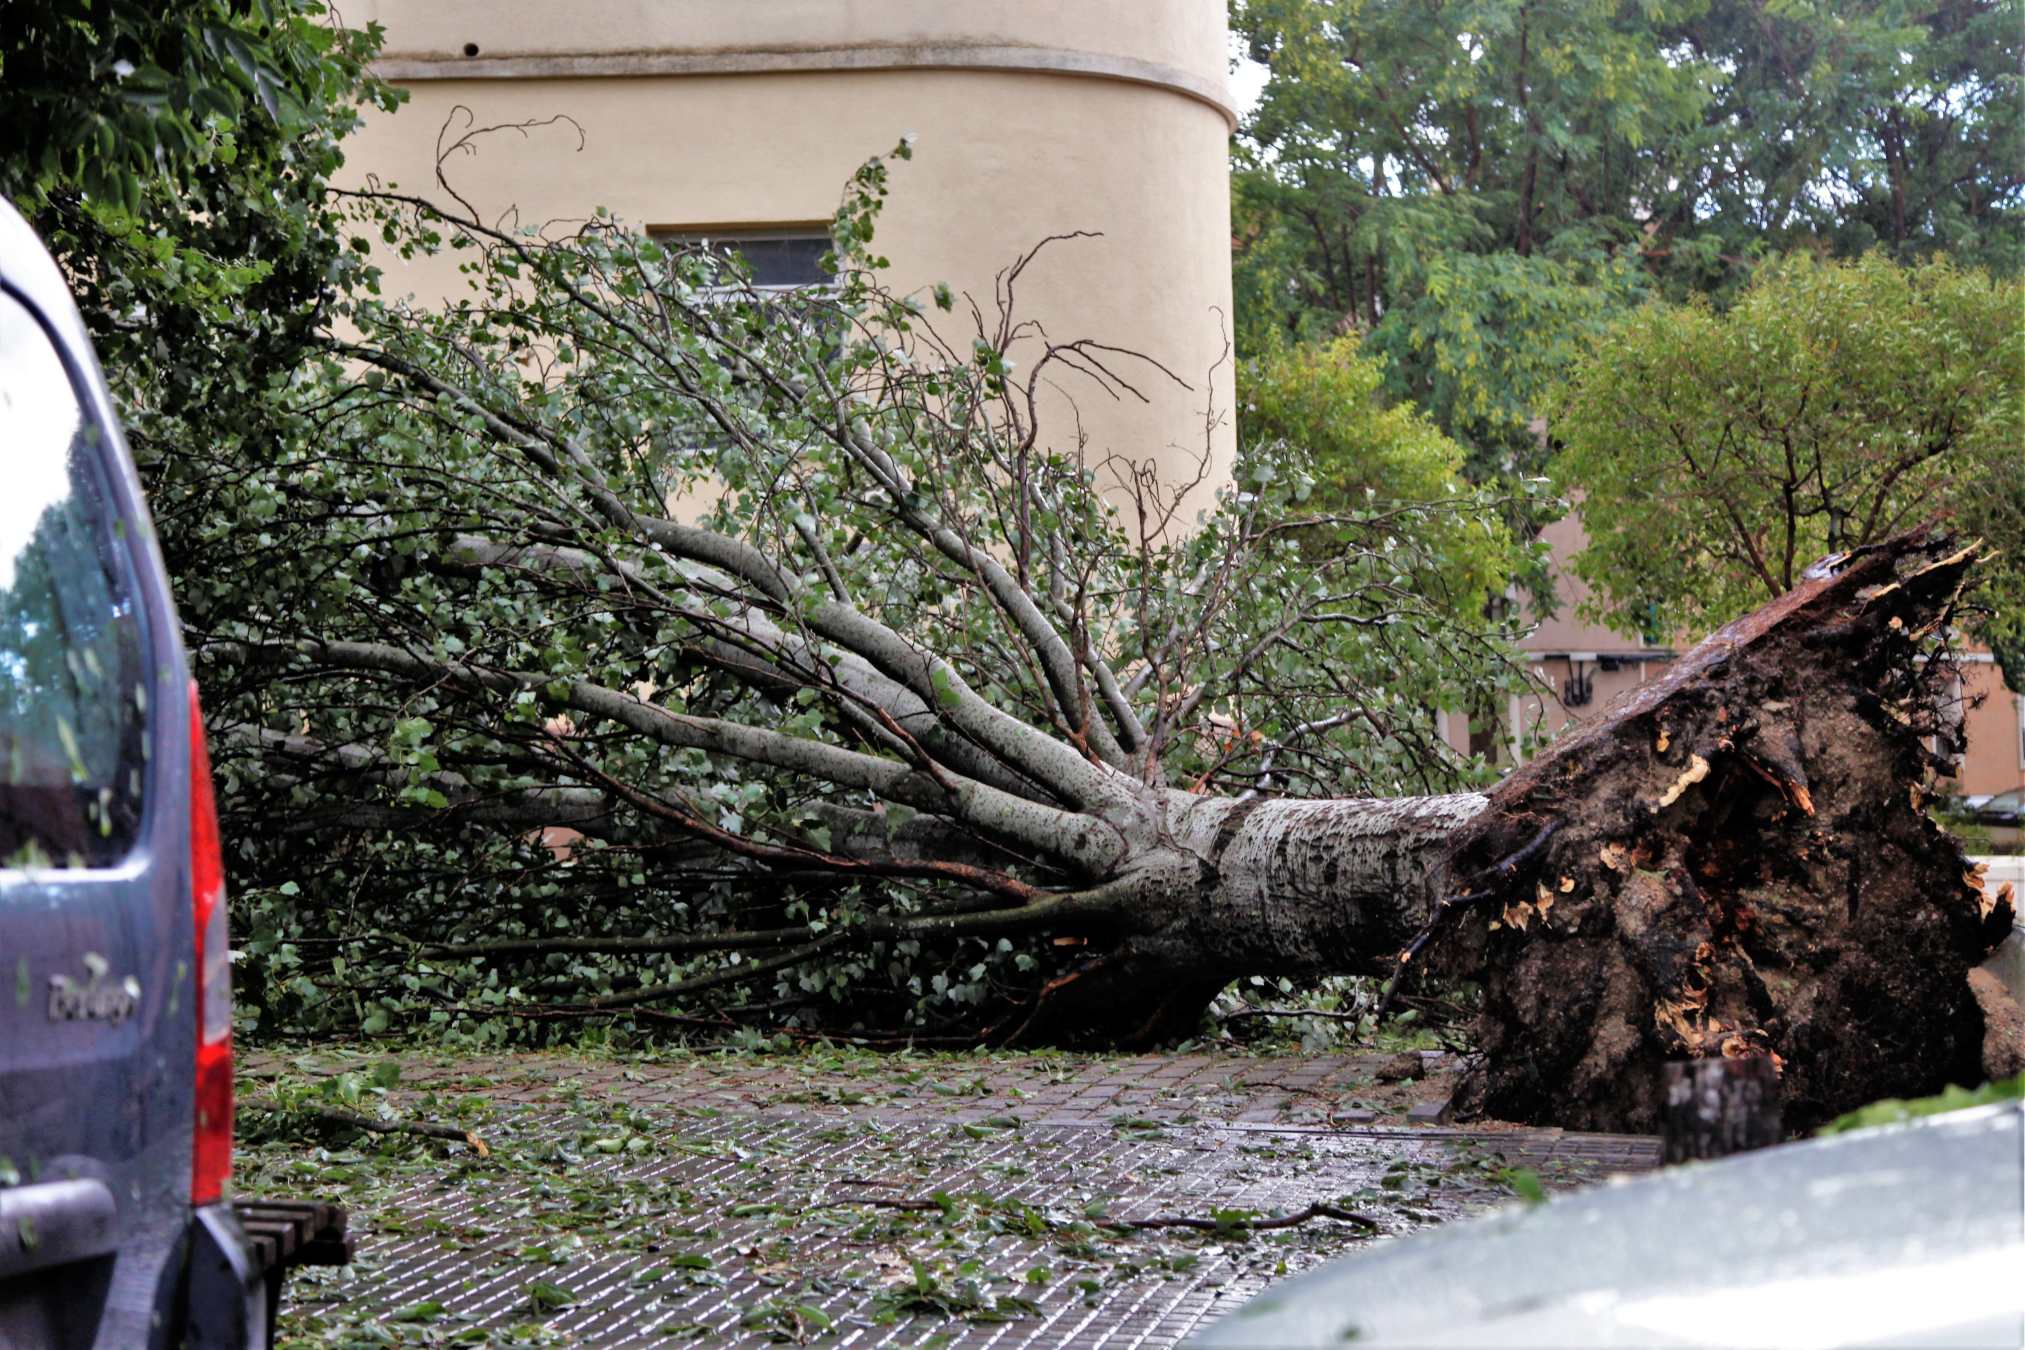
[642,227,837,463]
[646,226,833,292]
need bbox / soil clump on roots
[1437,532,2015,1132]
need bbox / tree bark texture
[1002,793,1488,1044]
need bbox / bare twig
[1220,1007,1368,1025]
[250,1103,491,1158]
[1100,1202,1380,1234]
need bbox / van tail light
[189,683,233,1206]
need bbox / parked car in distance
[1960,788,2024,851]
[0,199,343,1347]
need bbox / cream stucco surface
[1500,511,1673,749]
[338,2,1237,526]
[349,0,1231,110]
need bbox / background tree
[1680,0,2024,275]
[1551,253,2024,673]
[1230,0,2024,471]
[1237,335,1536,614]
[1,0,398,561]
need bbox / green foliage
[1495,1166,1546,1205]
[1231,0,1713,468]
[1931,800,2005,855]
[1,0,396,337]
[1684,0,2025,276]
[1237,334,1523,612]
[1239,338,1514,607]
[1232,334,1548,741]
[1816,1072,2024,1134]
[524,1281,578,1313]
[1361,249,1654,479]
[2,0,360,213]
[1551,253,2024,662]
[2,2,401,669]
[1231,0,2025,470]
[1207,972,1475,1055]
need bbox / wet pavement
[238,1046,1660,1346]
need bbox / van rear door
[0,281,196,1347]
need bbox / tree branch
[209,637,1127,875]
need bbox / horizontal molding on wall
[372,42,1237,127]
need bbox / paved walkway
[240,1046,1659,1346]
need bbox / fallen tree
[1436,534,2016,1130]
[153,149,2011,1131]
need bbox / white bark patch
[1196,794,1489,972]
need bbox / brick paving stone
[243,1047,1660,1346]
[273,1113,1632,1346]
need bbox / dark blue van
[0,200,342,1346]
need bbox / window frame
[644,223,837,295]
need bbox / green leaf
[390,1301,446,1322]
[1498,1167,1547,1205]
[929,665,962,709]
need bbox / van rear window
[0,290,148,868]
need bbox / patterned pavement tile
[242,1047,1658,1346]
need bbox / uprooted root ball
[1439,534,2015,1132]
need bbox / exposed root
[1439,531,2015,1132]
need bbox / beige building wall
[1437,511,1676,760]
[1956,658,2025,799]
[1505,512,1675,748]
[339,0,1238,526]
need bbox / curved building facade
[341,1,1238,521]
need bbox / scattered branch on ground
[800,1189,1382,1236]
[245,1101,492,1159]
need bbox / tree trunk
[1017,533,2014,1133]
[171,178,2016,1141]
[1002,794,1487,1044]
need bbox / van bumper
[0,1179,118,1347]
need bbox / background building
[341,0,1238,523]
[1457,513,2025,808]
